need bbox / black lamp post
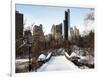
[28,43,32,72]
[26,31,33,72]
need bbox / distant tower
[74,26,80,39]
[70,27,74,41]
[51,24,56,39]
[33,25,45,42]
[39,24,43,30]
[70,26,80,42]
[56,23,62,35]
[62,9,70,40]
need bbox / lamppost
[26,30,33,72]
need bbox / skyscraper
[15,11,23,39]
[33,24,45,42]
[15,11,24,58]
[62,9,70,40]
[70,26,80,42]
[56,23,62,35]
[51,24,56,39]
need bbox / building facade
[33,24,45,42]
[62,9,70,40]
[15,11,24,58]
[15,11,23,40]
[70,26,80,42]
[56,23,62,35]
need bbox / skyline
[16,4,94,35]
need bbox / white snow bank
[64,52,71,58]
[46,52,52,60]
[16,59,29,64]
[38,54,46,61]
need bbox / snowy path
[37,56,79,72]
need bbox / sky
[16,4,94,35]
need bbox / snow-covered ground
[16,59,31,65]
[36,56,79,72]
